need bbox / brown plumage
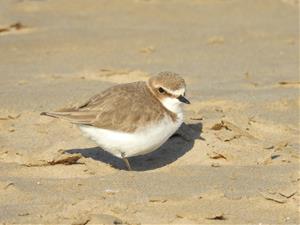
[41,72,186,132]
[149,71,186,91]
[41,72,190,170]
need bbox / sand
[0,0,299,224]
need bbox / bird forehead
[148,71,187,96]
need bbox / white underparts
[79,113,183,158]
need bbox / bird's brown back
[45,81,177,133]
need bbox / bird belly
[79,115,182,158]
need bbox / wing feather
[41,81,164,132]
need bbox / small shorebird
[41,71,190,170]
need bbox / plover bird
[41,71,190,170]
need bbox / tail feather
[40,111,95,125]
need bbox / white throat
[161,97,183,116]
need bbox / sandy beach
[0,0,299,224]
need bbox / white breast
[79,114,183,158]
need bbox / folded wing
[40,81,161,132]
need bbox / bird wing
[41,81,161,132]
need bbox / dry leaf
[8,114,21,119]
[24,153,82,167]
[190,117,203,121]
[8,127,15,132]
[10,22,25,30]
[278,187,297,198]
[211,163,221,167]
[208,151,227,160]
[278,81,300,85]
[0,28,9,33]
[18,212,30,216]
[259,191,287,203]
[176,214,184,219]
[263,144,274,149]
[211,122,224,130]
[0,22,26,34]
[71,219,90,225]
[216,132,241,142]
[149,198,168,203]
[0,181,14,190]
[49,154,82,165]
[206,213,226,220]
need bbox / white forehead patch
[164,87,185,96]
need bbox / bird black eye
[158,87,165,93]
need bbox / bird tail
[40,110,94,125]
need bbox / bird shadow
[64,122,203,171]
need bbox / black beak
[177,95,190,104]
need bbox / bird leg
[121,153,132,171]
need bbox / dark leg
[121,153,132,171]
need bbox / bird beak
[177,95,190,104]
